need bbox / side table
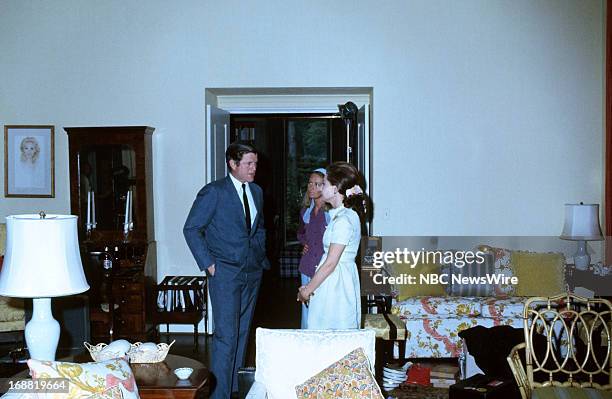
[363,313,407,380]
[132,354,209,399]
[567,264,612,297]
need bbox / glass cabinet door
[78,145,136,231]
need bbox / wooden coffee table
[130,354,209,399]
[13,354,208,399]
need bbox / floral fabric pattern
[391,296,482,319]
[387,246,569,359]
[27,358,138,399]
[295,347,384,399]
[396,316,522,358]
[491,247,516,296]
[480,297,526,319]
[255,328,376,399]
[362,313,406,340]
[391,296,526,358]
[86,386,123,399]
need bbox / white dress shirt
[229,173,257,228]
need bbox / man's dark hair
[225,141,258,168]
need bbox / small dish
[174,367,193,380]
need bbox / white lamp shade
[0,214,89,297]
[560,203,603,241]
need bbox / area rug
[386,384,448,399]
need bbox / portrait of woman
[4,125,55,197]
[15,136,44,188]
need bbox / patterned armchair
[0,223,25,341]
[507,294,612,399]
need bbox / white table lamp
[560,203,603,271]
[0,213,89,360]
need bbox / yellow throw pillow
[295,347,383,399]
[390,261,447,301]
[512,252,565,297]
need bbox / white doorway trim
[200,87,374,335]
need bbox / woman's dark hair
[225,141,258,168]
[326,162,372,234]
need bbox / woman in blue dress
[297,162,370,329]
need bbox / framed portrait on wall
[4,125,55,198]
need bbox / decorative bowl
[127,340,175,363]
[174,367,193,380]
[84,341,130,362]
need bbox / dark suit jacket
[183,176,270,274]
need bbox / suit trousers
[208,263,262,399]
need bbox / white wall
[0,0,605,279]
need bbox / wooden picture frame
[4,125,55,198]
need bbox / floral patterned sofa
[392,295,525,358]
[0,223,25,338]
[389,247,566,359]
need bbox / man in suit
[184,141,269,399]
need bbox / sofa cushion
[512,251,565,296]
[480,297,526,319]
[27,358,138,399]
[254,328,375,399]
[398,316,523,358]
[391,261,447,301]
[294,347,383,399]
[490,247,517,296]
[392,296,482,319]
[448,253,495,297]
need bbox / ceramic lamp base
[26,297,60,361]
[573,240,591,271]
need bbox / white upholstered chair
[246,328,376,399]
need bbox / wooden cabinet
[66,126,156,342]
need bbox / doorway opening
[203,88,372,336]
[206,88,372,273]
[231,113,349,249]
[205,88,371,274]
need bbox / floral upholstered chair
[0,223,25,342]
